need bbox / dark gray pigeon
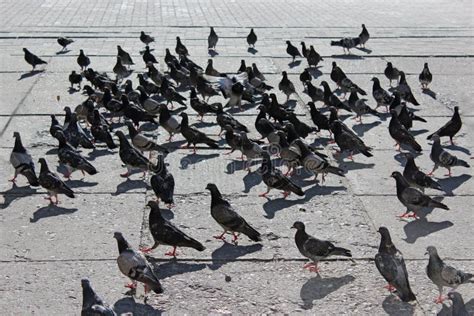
[38,158,75,204]
[286,41,302,61]
[113,232,163,294]
[426,246,473,304]
[150,154,175,208]
[389,110,422,152]
[69,71,82,89]
[143,46,158,64]
[179,112,219,153]
[428,134,469,177]
[140,31,154,45]
[23,48,47,70]
[91,110,116,149]
[330,37,360,54]
[398,103,426,130]
[330,62,347,86]
[56,131,97,179]
[247,28,257,47]
[384,62,400,87]
[374,227,416,302]
[403,153,443,192]
[427,106,462,145]
[358,24,370,47]
[371,77,393,112]
[140,201,205,256]
[10,132,39,186]
[77,49,90,71]
[63,113,95,149]
[57,37,74,51]
[391,171,448,219]
[115,130,151,178]
[447,292,469,316]
[278,71,296,101]
[306,45,323,68]
[81,278,116,316]
[419,63,432,89]
[330,120,372,160]
[347,92,379,122]
[396,71,419,106]
[126,122,168,157]
[158,104,181,141]
[208,27,218,50]
[117,45,134,67]
[292,221,352,273]
[260,152,304,198]
[206,183,261,244]
[175,36,189,56]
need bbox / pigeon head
[430,134,440,142]
[113,231,123,240]
[81,278,91,287]
[286,40,291,45]
[207,59,213,65]
[320,80,328,88]
[332,61,337,68]
[114,130,125,139]
[282,71,288,77]
[13,131,20,138]
[387,62,392,67]
[117,45,122,51]
[307,102,316,109]
[454,106,459,112]
[389,109,398,117]
[210,27,214,31]
[141,31,145,35]
[79,49,84,54]
[424,62,429,68]
[291,221,305,230]
[425,246,438,256]
[370,77,379,82]
[146,200,160,210]
[390,171,403,179]
[23,48,28,53]
[205,183,218,192]
[362,24,366,28]
[176,36,181,41]
[447,292,462,302]
[38,157,47,166]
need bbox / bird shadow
[393,152,422,165]
[422,88,437,100]
[68,87,79,94]
[352,121,381,137]
[307,67,323,79]
[225,158,261,173]
[55,49,71,55]
[437,174,471,194]
[288,60,302,68]
[45,148,59,155]
[30,204,78,223]
[242,170,263,193]
[437,298,474,315]
[64,179,98,189]
[338,160,375,171]
[0,183,38,209]
[300,274,355,310]
[18,70,45,81]
[153,258,207,279]
[87,148,116,160]
[191,121,216,128]
[165,139,187,151]
[113,297,162,315]
[355,47,373,54]
[285,99,298,109]
[445,143,471,155]
[410,129,429,137]
[247,47,258,55]
[209,242,263,270]
[208,50,219,57]
[113,178,148,195]
[382,294,415,316]
[180,153,220,169]
[403,217,453,244]
[331,54,364,60]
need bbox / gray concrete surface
[0,0,473,314]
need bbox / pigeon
[113,57,129,82]
[117,46,134,68]
[77,49,90,71]
[38,158,75,204]
[260,152,304,198]
[306,45,323,67]
[339,77,367,96]
[331,120,372,159]
[179,112,219,153]
[299,68,312,84]
[122,95,157,126]
[57,37,74,51]
[205,59,223,77]
[81,278,116,316]
[321,81,353,113]
[237,59,247,73]
[287,112,318,139]
[428,135,470,177]
[175,36,189,56]
[358,24,370,47]
[168,63,189,87]
[426,246,473,304]
[158,104,181,141]
[278,71,296,101]
[150,154,175,207]
[286,40,302,61]
[205,183,261,244]
[91,110,116,149]
[239,132,265,170]
[292,221,352,273]
[427,106,462,145]
[447,292,469,316]
[252,63,265,81]
[330,62,347,86]
[398,103,426,130]
[371,77,393,112]
[403,153,443,192]
[330,37,360,54]
[164,48,179,68]
[141,201,205,256]
[113,232,163,294]
[391,171,449,219]
[56,131,97,179]
[69,71,82,89]
[10,132,39,186]
[305,81,324,103]
[300,42,309,58]
[160,77,187,107]
[347,92,379,122]
[63,113,95,149]
[384,62,400,86]
[23,48,47,70]
[389,110,422,152]
[208,27,218,50]
[246,28,257,47]
[397,71,420,106]
[266,93,293,123]
[307,102,330,133]
[374,227,417,302]
[190,88,221,120]
[140,31,154,46]
[216,106,248,135]
[223,125,244,156]
[115,130,151,178]
[419,62,433,89]
[126,122,168,156]
[142,46,158,64]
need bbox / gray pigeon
[113,232,163,294]
[38,158,75,204]
[426,246,473,304]
[208,27,218,50]
[10,132,39,186]
[117,45,134,67]
[391,171,448,219]
[426,106,462,145]
[115,130,151,178]
[375,227,417,302]
[403,153,443,192]
[330,120,373,160]
[23,48,47,70]
[260,152,304,198]
[205,183,261,244]
[358,24,370,47]
[429,135,470,177]
[384,62,400,87]
[292,221,352,273]
[278,71,296,101]
[447,292,469,316]
[239,132,264,171]
[419,63,432,89]
[56,131,97,179]
[126,122,168,158]
[81,278,116,316]
[247,29,257,47]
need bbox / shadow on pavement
[18,70,45,81]
[209,242,263,270]
[438,173,471,194]
[403,217,453,244]
[352,120,381,137]
[30,204,78,222]
[300,274,355,310]
[382,294,415,315]
[114,178,148,195]
[180,152,220,169]
[113,297,162,315]
[0,183,38,209]
[154,258,207,279]
[422,88,437,99]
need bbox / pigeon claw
[165,246,178,257]
[282,191,290,199]
[434,295,446,304]
[139,247,152,254]
[125,282,137,289]
[120,171,130,178]
[384,284,396,292]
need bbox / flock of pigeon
[10,25,472,314]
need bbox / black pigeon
[426,106,461,145]
[190,88,221,120]
[91,110,116,149]
[223,125,243,156]
[164,48,179,68]
[340,77,367,96]
[140,31,154,45]
[56,131,97,179]
[216,105,248,134]
[398,103,426,130]
[205,59,223,76]
[403,153,443,192]
[330,37,360,54]
[141,201,205,256]
[426,246,473,304]
[158,104,181,141]
[77,49,90,71]
[391,171,449,219]
[447,292,469,316]
[330,62,347,86]
[278,71,296,101]
[150,154,175,207]
[300,41,309,58]
[23,48,47,70]
[347,92,379,122]
[205,183,261,244]
[306,45,323,68]
[115,130,151,178]
[122,95,157,126]
[286,41,302,61]
[384,62,400,86]
[419,62,433,89]
[126,122,168,156]
[287,112,318,139]
[375,227,416,302]
[10,132,39,186]
[81,278,116,316]
[247,28,257,47]
[142,46,158,64]
[358,24,370,47]
[428,135,469,177]
[252,63,265,81]
[117,45,134,68]
[331,120,372,160]
[57,37,74,51]
[113,232,163,294]
[292,221,352,273]
[389,110,422,152]
[69,71,82,89]
[179,112,219,153]
[305,81,324,103]
[299,68,311,84]
[397,71,420,105]
[50,114,63,138]
[321,81,352,112]
[239,132,265,170]
[38,158,75,204]
[113,57,129,82]
[371,77,393,112]
[175,36,189,56]
[208,27,218,50]
[260,152,304,198]
[237,59,247,73]
[63,113,95,149]
[307,102,330,132]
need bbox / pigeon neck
[13,136,26,153]
[405,158,416,171]
[209,188,224,207]
[39,161,49,174]
[127,125,138,138]
[180,114,189,128]
[286,126,298,143]
[149,206,164,223]
[82,284,102,309]
[372,80,381,91]
[117,134,130,148]
[379,233,396,254]
[261,155,273,172]
[51,116,60,126]
[322,84,331,98]
[428,252,443,267]
[394,176,409,194]
[256,108,266,121]
[116,236,130,254]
